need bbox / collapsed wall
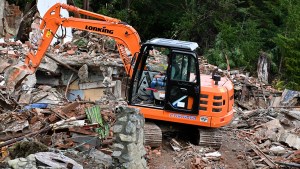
[0,1,22,37]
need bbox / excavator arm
[5,3,141,93]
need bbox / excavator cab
[129,38,200,115]
[129,38,233,149]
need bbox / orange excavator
[5,3,234,148]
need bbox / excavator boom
[5,3,141,93]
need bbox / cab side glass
[171,53,197,83]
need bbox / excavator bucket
[4,64,34,94]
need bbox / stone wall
[112,106,147,169]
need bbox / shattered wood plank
[275,161,300,168]
[242,110,260,119]
[240,72,249,102]
[259,81,267,103]
[61,101,80,114]
[0,125,51,148]
[236,100,252,110]
[32,92,48,103]
[271,106,300,108]
[251,89,259,107]
[69,127,98,136]
[246,138,277,168]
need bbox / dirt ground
[148,125,251,169]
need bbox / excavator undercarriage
[198,128,222,149]
[144,121,223,150]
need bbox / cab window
[171,53,197,83]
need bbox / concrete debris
[8,154,37,169]
[204,151,222,158]
[88,149,112,168]
[1,2,300,168]
[281,110,300,121]
[269,146,285,155]
[35,152,83,169]
[0,1,22,37]
[279,132,300,150]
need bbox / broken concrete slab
[35,152,83,169]
[35,88,63,105]
[279,132,300,150]
[71,133,101,148]
[22,73,37,89]
[39,57,59,74]
[8,154,37,169]
[282,111,300,121]
[79,80,116,90]
[255,119,285,142]
[88,149,112,168]
[78,64,88,82]
[269,146,285,155]
[2,120,29,133]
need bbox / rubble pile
[1,2,300,169]
[145,57,300,168]
[219,68,299,167]
[0,14,137,169]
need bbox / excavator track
[198,128,222,150]
[144,122,162,148]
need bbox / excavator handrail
[28,3,141,77]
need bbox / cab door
[165,51,200,114]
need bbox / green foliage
[273,35,300,90]
[205,15,263,71]
[73,0,300,89]
[94,0,183,40]
[7,0,35,10]
[73,0,84,8]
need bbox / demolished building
[1,1,300,169]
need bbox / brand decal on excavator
[170,113,196,120]
[85,26,114,34]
